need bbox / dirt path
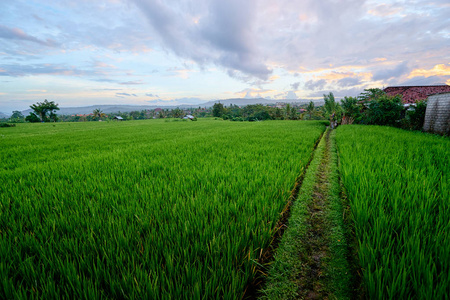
[296,130,332,299]
[259,128,353,299]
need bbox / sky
[1,0,449,113]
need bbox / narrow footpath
[260,129,353,299]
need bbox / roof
[114,116,124,120]
[384,85,450,104]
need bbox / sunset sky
[1,0,449,113]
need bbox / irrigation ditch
[244,128,359,299]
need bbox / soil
[296,129,332,299]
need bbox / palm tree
[93,108,106,121]
[323,92,339,128]
[306,101,315,120]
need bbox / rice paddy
[0,119,326,299]
[2,120,448,299]
[336,125,450,299]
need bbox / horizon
[1,0,449,113]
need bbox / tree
[358,88,385,103]
[93,108,106,121]
[30,99,59,122]
[323,92,340,127]
[340,96,361,124]
[366,94,403,126]
[212,103,225,117]
[306,101,315,120]
[25,112,40,123]
[9,111,24,123]
[172,107,184,118]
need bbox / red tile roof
[384,85,450,104]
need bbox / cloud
[372,62,410,81]
[291,82,300,90]
[396,75,449,86]
[146,93,159,98]
[235,88,273,98]
[305,79,327,90]
[116,92,138,97]
[408,64,450,78]
[0,25,57,47]
[119,80,144,85]
[132,0,272,79]
[286,91,298,99]
[368,4,403,17]
[0,63,87,77]
[337,77,361,87]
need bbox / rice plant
[0,119,326,299]
[336,125,450,299]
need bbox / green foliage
[92,108,106,120]
[30,99,60,122]
[9,111,24,123]
[366,94,403,126]
[323,92,342,123]
[404,100,427,130]
[306,101,315,120]
[357,88,385,102]
[0,119,326,298]
[212,102,225,117]
[171,107,184,118]
[336,125,450,299]
[25,112,41,123]
[340,96,361,123]
[0,122,16,127]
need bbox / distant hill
[20,98,320,116]
[200,98,312,107]
[0,112,9,118]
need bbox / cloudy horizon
[1,0,449,113]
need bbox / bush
[405,100,427,130]
[0,123,16,127]
[366,94,403,126]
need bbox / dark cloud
[146,93,159,98]
[132,0,271,79]
[393,75,450,86]
[116,93,138,97]
[305,79,327,90]
[291,82,301,90]
[372,62,410,81]
[337,77,361,87]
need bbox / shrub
[0,122,16,127]
[405,100,427,130]
[366,94,403,126]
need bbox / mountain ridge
[20,98,320,115]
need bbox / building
[423,92,450,135]
[384,85,450,104]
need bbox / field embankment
[261,129,352,299]
[0,119,326,299]
[336,125,450,299]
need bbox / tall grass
[336,125,449,299]
[0,119,326,299]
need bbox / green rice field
[2,120,449,299]
[336,125,450,299]
[0,119,326,299]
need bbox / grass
[336,125,450,299]
[261,129,352,299]
[0,119,326,299]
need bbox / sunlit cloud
[408,64,450,78]
[368,4,403,17]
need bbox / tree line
[3,89,427,131]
